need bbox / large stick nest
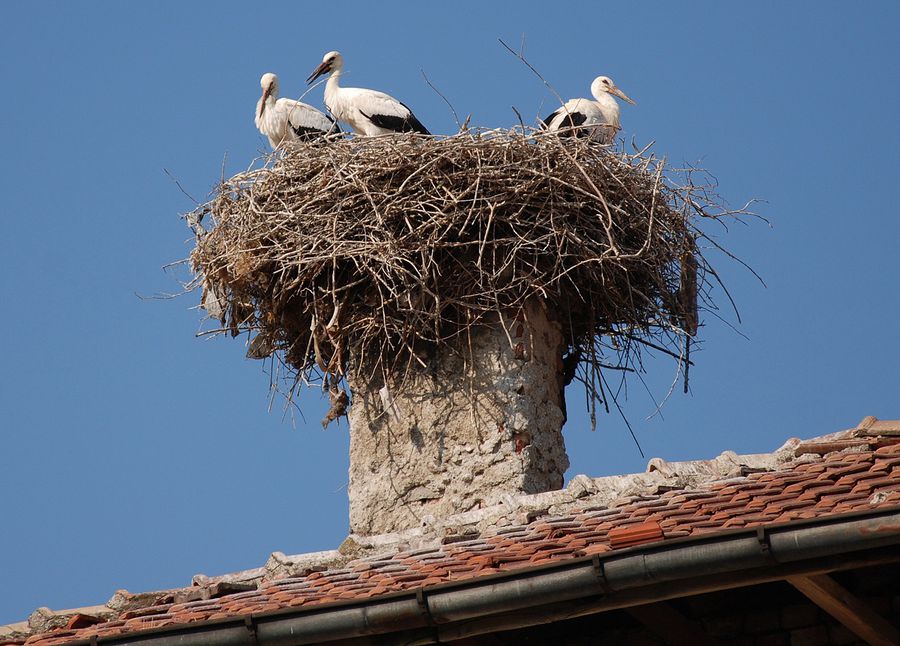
[189,129,723,420]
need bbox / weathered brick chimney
[347,300,569,535]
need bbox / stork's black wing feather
[289,114,341,141]
[545,110,589,136]
[362,103,430,135]
[540,109,561,129]
[323,113,342,136]
[401,112,430,135]
[289,124,329,140]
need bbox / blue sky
[1,0,899,626]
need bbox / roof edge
[55,506,900,646]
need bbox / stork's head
[259,73,279,118]
[307,51,343,84]
[591,76,636,105]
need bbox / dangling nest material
[188,129,732,420]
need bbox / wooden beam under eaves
[787,574,900,646]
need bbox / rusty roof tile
[792,462,829,473]
[675,495,720,510]
[173,611,216,624]
[802,483,853,498]
[447,542,499,555]
[851,477,900,494]
[357,555,404,566]
[316,571,362,584]
[843,451,879,463]
[827,463,877,480]
[708,511,738,523]
[874,442,900,457]
[871,458,900,473]
[795,439,872,456]
[797,483,852,501]
[608,521,664,549]
[62,616,104,631]
[580,520,620,533]
[497,557,534,572]
[117,603,174,621]
[531,520,578,532]
[629,497,677,511]
[766,498,817,514]
[651,506,701,520]
[745,492,798,510]
[782,479,830,495]
[708,483,746,496]
[25,633,78,645]
[492,525,531,536]
[855,417,900,435]
[628,506,655,519]
[814,492,870,509]
[771,511,808,522]
[171,599,224,612]
[727,512,780,526]
[726,489,762,504]
[700,498,752,514]
[764,472,822,488]
[836,470,891,486]
[686,519,731,530]
[122,615,176,631]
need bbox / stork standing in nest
[255,72,339,149]
[306,51,430,136]
[541,76,635,144]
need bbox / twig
[164,168,199,205]
[421,70,461,130]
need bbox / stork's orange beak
[611,85,636,105]
[307,61,330,84]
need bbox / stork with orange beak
[255,72,339,149]
[541,76,636,144]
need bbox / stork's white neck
[324,70,342,112]
[593,92,621,128]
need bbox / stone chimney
[346,300,569,535]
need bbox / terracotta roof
[4,416,900,646]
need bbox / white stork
[255,72,339,149]
[306,51,430,136]
[541,76,635,144]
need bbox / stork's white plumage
[306,51,430,136]
[255,72,339,149]
[541,76,635,144]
